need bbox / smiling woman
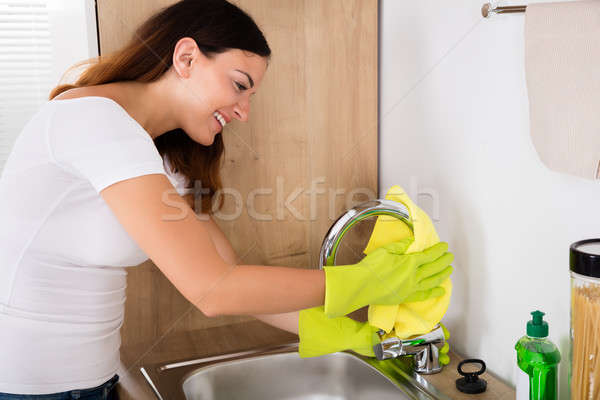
[49,0,271,214]
[0,0,454,399]
[0,0,276,397]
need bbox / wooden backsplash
[96,0,377,396]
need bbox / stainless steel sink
[140,342,453,400]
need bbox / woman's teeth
[213,111,226,128]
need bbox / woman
[0,0,453,398]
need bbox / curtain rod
[482,3,527,18]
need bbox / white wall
[379,0,600,395]
[47,0,99,85]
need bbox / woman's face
[172,38,268,145]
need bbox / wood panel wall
[96,0,377,398]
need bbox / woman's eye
[235,82,248,91]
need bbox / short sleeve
[47,97,167,193]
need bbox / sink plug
[373,325,445,374]
[456,359,487,394]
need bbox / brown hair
[49,0,271,213]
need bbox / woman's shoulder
[50,85,142,131]
[52,85,118,102]
[51,86,129,116]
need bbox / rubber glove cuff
[298,306,381,358]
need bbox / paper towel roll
[525,1,600,180]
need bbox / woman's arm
[250,311,299,334]
[101,175,325,318]
[187,196,298,334]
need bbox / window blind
[0,1,52,171]
[0,0,98,173]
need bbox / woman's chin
[192,131,217,146]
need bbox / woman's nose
[233,98,250,122]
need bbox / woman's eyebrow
[235,69,254,88]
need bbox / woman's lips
[214,110,229,126]
[212,114,223,133]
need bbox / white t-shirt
[0,96,189,394]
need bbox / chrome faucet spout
[319,199,411,268]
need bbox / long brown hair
[49,0,271,213]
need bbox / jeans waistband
[0,375,119,400]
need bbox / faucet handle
[373,330,403,360]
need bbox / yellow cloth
[363,185,452,340]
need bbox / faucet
[373,325,445,374]
[319,199,446,374]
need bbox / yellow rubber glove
[324,238,454,318]
[298,305,381,358]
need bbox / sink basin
[184,351,409,400]
[141,342,452,400]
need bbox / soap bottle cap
[527,310,548,338]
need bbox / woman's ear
[172,37,199,78]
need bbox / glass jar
[570,238,600,399]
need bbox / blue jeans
[0,375,119,400]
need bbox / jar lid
[570,239,600,278]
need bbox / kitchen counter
[116,319,515,399]
[424,348,515,400]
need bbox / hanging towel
[525,1,600,180]
[363,185,452,339]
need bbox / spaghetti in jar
[570,239,600,399]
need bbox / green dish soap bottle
[515,310,561,400]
